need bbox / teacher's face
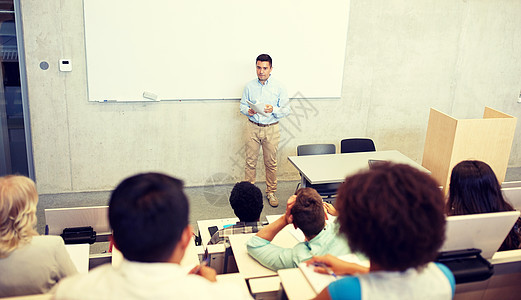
[256,61,272,83]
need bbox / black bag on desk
[436,248,494,284]
[61,226,97,244]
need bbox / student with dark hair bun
[447,160,521,251]
[308,163,455,300]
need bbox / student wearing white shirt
[54,173,251,300]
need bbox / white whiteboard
[83,0,350,102]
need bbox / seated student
[246,187,353,271]
[0,175,77,297]
[447,160,521,251]
[208,181,265,245]
[54,173,251,300]
[307,163,455,300]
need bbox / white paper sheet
[246,100,271,117]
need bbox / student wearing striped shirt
[208,181,265,246]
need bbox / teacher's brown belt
[249,119,279,127]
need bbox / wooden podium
[422,107,517,192]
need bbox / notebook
[298,254,370,293]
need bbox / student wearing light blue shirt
[246,188,355,271]
[240,54,291,207]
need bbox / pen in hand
[190,248,210,275]
[190,258,209,275]
[312,262,338,279]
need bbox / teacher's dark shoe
[267,193,279,207]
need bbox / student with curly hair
[0,175,77,297]
[208,181,265,245]
[308,163,455,300]
[447,160,521,251]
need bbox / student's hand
[248,108,257,116]
[284,195,297,224]
[306,254,369,276]
[323,202,338,216]
[190,265,217,282]
[264,104,273,113]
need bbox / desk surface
[278,268,317,300]
[249,276,281,296]
[215,273,251,298]
[64,244,90,274]
[288,150,430,185]
[197,217,239,248]
[278,253,521,300]
[229,231,298,280]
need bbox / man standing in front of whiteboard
[240,54,291,208]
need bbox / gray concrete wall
[19,0,521,194]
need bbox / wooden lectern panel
[422,109,458,189]
[422,107,517,193]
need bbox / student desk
[502,186,521,211]
[215,273,251,298]
[278,268,317,300]
[456,249,521,299]
[249,276,282,300]
[279,250,521,300]
[228,231,298,280]
[197,217,239,248]
[288,150,430,186]
[197,217,240,273]
[64,244,90,273]
[1,294,53,300]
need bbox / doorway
[0,0,32,177]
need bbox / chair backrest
[503,187,521,211]
[340,138,376,154]
[45,206,110,235]
[441,211,520,259]
[502,181,521,189]
[297,144,336,156]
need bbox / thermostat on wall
[59,59,72,72]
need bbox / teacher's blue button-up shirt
[240,76,291,125]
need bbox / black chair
[340,138,376,154]
[296,144,339,200]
